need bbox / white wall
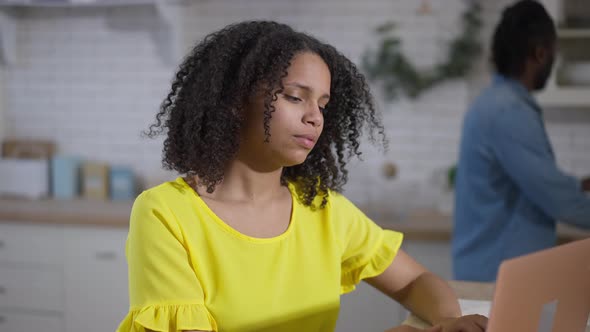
[4,5,173,185]
[3,0,590,206]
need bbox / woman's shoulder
[133,176,195,210]
[128,177,200,236]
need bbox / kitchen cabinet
[0,223,65,332]
[0,266,64,312]
[0,311,64,332]
[0,222,129,332]
[64,226,129,332]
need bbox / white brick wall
[5,5,173,184]
[3,0,589,207]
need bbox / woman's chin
[282,159,306,167]
[281,153,311,167]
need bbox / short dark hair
[491,0,556,77]
[147,21,385,207]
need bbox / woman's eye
[284,94,302,102]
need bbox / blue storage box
[51,156,80,199]
[109,166,135,201]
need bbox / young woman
[117,21,487,332]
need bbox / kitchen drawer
[63,226,129,332]
[0,266,64,312]
[64,226,127,263]
[0,310,63,332]
[0,223,64,265]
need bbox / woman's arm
[366,250,487,331]
[365,250,461,325]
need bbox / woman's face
[239,51,331,170]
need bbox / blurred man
[453,0,590,282]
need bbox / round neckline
[177,177,297,244]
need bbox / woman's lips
[293,135,316,149]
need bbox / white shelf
[0,0,189,65]
[557,28,590,39]
[535,87,590,108]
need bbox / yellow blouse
[117,177,403,332]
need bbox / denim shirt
[452,74,590,281]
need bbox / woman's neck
[197,159,285,203]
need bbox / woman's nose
[303,104,323,127]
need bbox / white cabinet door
[0,223,64,265]
[0,310,63,332]
[0,266,64,312]
[64,226,129,332]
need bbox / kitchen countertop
[0,198,589,243]
[0,197,133,227]
[373,209,590,243]
[448,280,495,300]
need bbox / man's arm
[490,107,590,228]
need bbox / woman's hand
[384,314,488,332]
[385,325,442,332]
[432,314,488,332]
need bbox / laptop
[404,237,590,331]
[486,237,590,332]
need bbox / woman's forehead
[284,52,331,95]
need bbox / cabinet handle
[0,286,5,294]
[0,240,4,249]
[95,251,117,260]
[0,315,4,323]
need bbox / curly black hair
[491,0,556,77]
[147,21,385,208]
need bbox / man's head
[492,0,557,91]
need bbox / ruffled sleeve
[117,303,217,332]
[340,230,403,294]
[116,191,218,331]
[329,192,404,294]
